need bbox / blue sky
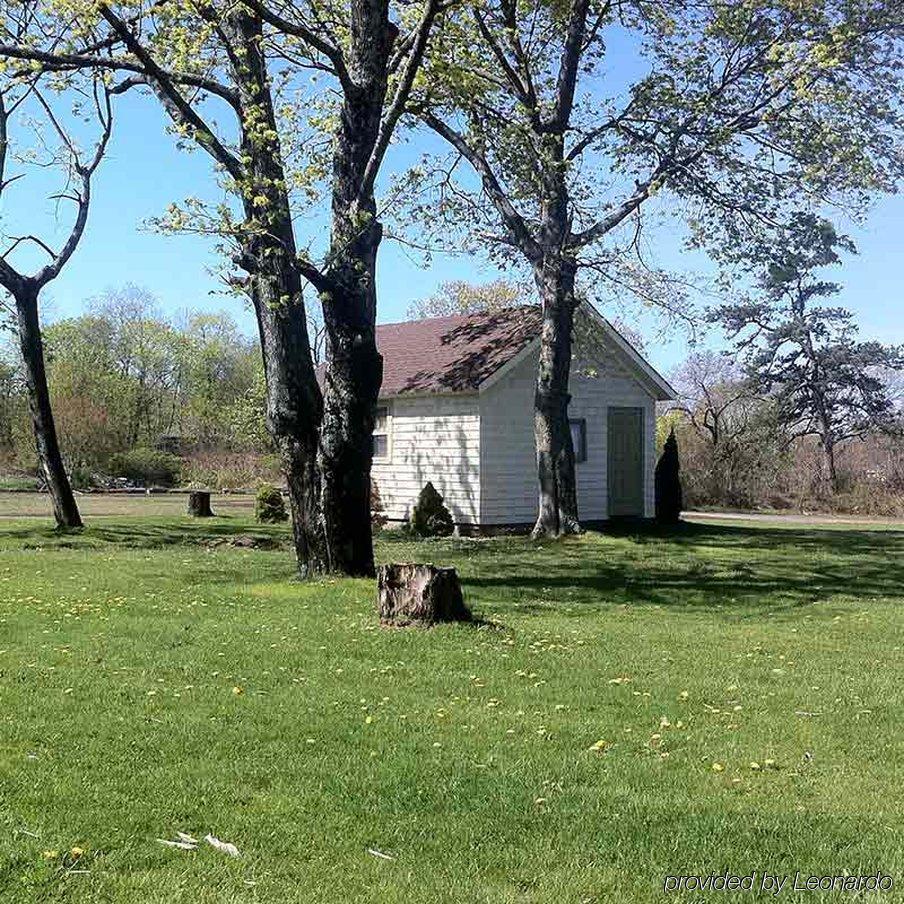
[3,87,902,377]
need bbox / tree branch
[0,44,241,112]
[473,8,536,118]
[421,110,541,261]
[549,0,591,132]
[33,84,114,287]
[359,0,443,203]
[97,5,244,182]
[240,0,352,93]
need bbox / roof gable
[577,305,676,401]
[365,302,674,401]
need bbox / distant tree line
[0,286,273,489]
[664,357,904,515]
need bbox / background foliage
[0,285,275,489]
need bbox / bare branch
[421,110,541,261]
[359,0,443,203]
[0,44,241,111]
[240,0,352,92]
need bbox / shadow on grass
[382,521,904,617]
[0,516,290,552]
[3,516,902,619]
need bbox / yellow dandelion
[42,850,58,860]
[712,762,725,773]
[70,847,84,859]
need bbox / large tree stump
[377,563,471,626]
[187,491,214,518]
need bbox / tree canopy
[712,213,903,491]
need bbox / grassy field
[0,496,902,902]
[0,491,255,519]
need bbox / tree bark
[246,248,327,576]
[316,7,396,577]
[377,562,471,626]
[232,11,328,577]
[318,220,383,577]
[531,255,581,539]
[14,283,83,529]
[187,491,213,517]
[824,434,839,494]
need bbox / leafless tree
[0,72,114,528]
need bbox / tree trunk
[316,11,395,578]
[246,248,327,577]
[824,436,839,494]
[531,255,580,538]
[318,218,383,578]
[14,284,83,529]
[225,11,330,577]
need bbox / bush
[655,429,683,524]
[410,482,454,537]
[69,466,98,491]
[371,480,388,530]
[108,448,181,487]
[0,474,40,491]
[181,451,278,492]
[255,484,288,523]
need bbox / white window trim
[373,403,392,462]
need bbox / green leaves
[711,213,903,454]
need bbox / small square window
[373,406,390,460]
[570,418,587,463]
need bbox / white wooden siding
[479,337,657,525]
[371,394,481,524]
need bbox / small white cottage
[371,301,675,530]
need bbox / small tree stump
[187,491,214,518]
[377,563,471,626]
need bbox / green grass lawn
[0,500,902,902]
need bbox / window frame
[372,404,391,461]
[569,417,587,464]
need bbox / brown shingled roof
[374,305,541,396]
